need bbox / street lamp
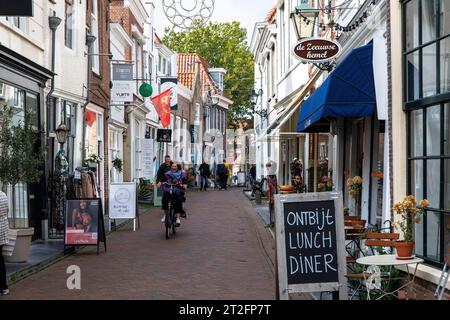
[54,123,69,236]
[250,89,268,119]
[291,3,320,40]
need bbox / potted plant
[392,195,429,258]
[347,176,362,216]
[0,106,44,262]
[84,154,102,169]
[112,157,123,173]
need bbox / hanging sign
[111,64,133,102]
[160,77,178,111]
[0,0,33,16]
[141,138,154,179]
[157,129,172,143]
[293,38,341,63]
[274,192,347,300]
[139,83,153,98]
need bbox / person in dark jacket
[199,161,211,191]
[156,155,172,184]
[216,160,228,190]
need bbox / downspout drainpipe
[45,12,61,239]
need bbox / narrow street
[2,189,276,300]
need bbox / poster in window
[65,199,100,245]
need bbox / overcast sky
[153,0,276,43]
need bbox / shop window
[426,105,441,156]
[406,0,419,50]
[445,104,450,156]
[411,160,424,200]
[422,0,438,44]
[440,0,450,36]
[426,211,442,261]
[445,160,450,210]
[440,37,450,94]
[423,44,437,97]
[410,109,423,156]
[426,160,441,209]
[406,51,420,101]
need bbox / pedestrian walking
[199,161,211,191]
[216,160,229,190]
[0,190,10,296]
[249,164,256,187]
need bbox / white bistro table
[356,254,424,300]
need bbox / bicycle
[161,182,182,239]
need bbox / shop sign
[0,0,33,16]
[111,64,133,103]
[157,129,172,143]
[274,193,347,300]
[293,38,341,63]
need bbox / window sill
[0,20,45,52]
[396,263,450,290]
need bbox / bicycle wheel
[165,209,171,239]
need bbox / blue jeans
[200,176,209,190]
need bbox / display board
[65,198,107,254]
[274,192,347,300]
[141,138,154,179]
[109,183,136,219]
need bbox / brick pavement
[1,189,276,300]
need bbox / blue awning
[297,42,376,132]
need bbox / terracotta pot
[395,241,415,258]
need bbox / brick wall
[87,0,111,210]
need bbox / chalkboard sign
[0,0,33,16]
[275,193,347,300]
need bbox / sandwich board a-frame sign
[274,192,348,300]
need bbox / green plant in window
[112,157,123,173]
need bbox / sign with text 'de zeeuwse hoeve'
[274,192,347,300]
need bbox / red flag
[151,88,172,128]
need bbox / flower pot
[5,228,35,263]
[395,241,415,258]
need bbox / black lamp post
[54,123,69,235]
[250,89,268,119]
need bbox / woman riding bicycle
[157,162,187,227]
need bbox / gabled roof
[265,5,277,22]
[177,53,220,96]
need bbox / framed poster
[65,199,101,246]
[274,192,347,300]
[109,183,136,220]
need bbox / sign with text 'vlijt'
[0,0,32,16]
[274,192,347,300]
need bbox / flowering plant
[347,176,362,199]
[393,195,429,242]
[318,176,333,192]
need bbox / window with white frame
[91,0,100,74]
[65,0,75,49]
[5,16,26,32]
